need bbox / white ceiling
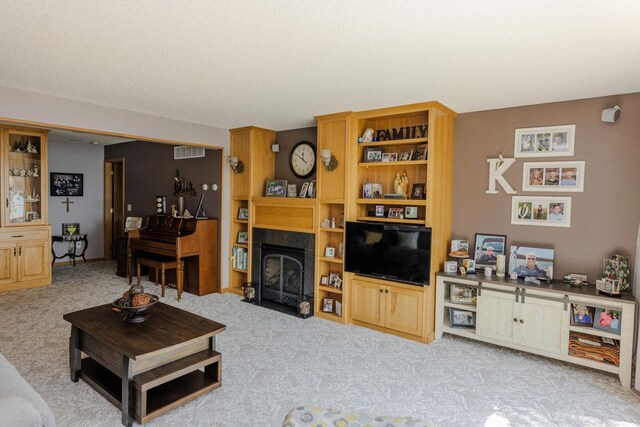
[1,1,639,130]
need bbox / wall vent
[174,146,205,159]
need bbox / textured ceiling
[0,1,639,130]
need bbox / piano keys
[128,215,218,296]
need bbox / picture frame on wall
[514,124,575,158]
[522,161,585,192]
[50,172,84,196]
[511,196,572,228]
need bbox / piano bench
[136,257,183,301]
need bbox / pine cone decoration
[122,291,131,299]
[132,293,152,307]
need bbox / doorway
[104,158,125,260]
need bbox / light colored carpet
[0,262,639,427]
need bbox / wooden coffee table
[63,302,226,426]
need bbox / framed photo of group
[511,196,571,228]
[522,161,585,192]
[514,124,575,158]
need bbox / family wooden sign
[375,124,427,141]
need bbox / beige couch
[0,353,55,427]
[283,405,434,427]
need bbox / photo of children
[547,203,564,221]
[533,204,547,220]
[544,168,559,186]
[560,168,577,186]
[520,134,535,152]
[536,133,551,151]
[551,132,568,152]
[529,168,544,186]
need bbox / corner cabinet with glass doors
[0,126,51,292]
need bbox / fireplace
[250,228,315,317]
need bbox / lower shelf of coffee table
[80,350,222,424]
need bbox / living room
[1,2,640,427]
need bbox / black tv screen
[345,221,432,286]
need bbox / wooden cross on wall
[62,197,74,213]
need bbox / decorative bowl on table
[112,284,159,323]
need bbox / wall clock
[289,141,316,178]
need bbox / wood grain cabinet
[0,125,51,292]
[351,276,424,338]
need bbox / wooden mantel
[252,197,316,234]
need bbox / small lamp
[320,149,338,171]
[229,155,244,173]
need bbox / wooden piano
[128,215,218,296]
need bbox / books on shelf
[232,246,248,271]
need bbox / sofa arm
[0,396,41,427]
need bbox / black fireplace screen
[261,245,304,307]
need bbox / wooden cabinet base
[352,319,434,344]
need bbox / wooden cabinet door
[518,296,566,354]
[385,285,423,336]
[0,242,18,285]
[18,240,49,282]
[476,289,517,343]
[351,279,384,327]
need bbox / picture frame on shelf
[388,207,403,218]
[593,308,622,334]
[570,304,594,326]
[473,233,506,270]
[237,231,248,244]
[265,180,287,197]
[325,247,335,258]
[450,284,477,304]
[335,300,342,317]
[363,148,382,163]
[62,223,80,235]
[371,183,383,199]
[399,150,413,161]
[287,184,297,198]
[508,246,554,280]
[238,208,249,220]
[50,172,84,196]
[299,182,309,198]
[404,206,418,219]
[329,273,342,288]
[381,153,398,162]
[514,124,575,158]
[323,298,334,313]
[410,183,425,200]
[363,183,373,199]
[522,161,585,192]
[511,196,572,228]
[450,308,475,327]
[411,144,427,161]
[375,205,385,217]
[320,276,329,285]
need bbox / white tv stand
[435,272,636,388]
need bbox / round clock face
[289,141,316,178]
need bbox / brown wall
[274,127,317,187]
[453,93,640,282]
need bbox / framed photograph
[593,308,621,335]
[299,182,309,198]
[363,148,382,163]
[450,240,469,257]
[410,183,425,200]
[62,223,80,235]
[381,153,398,162]
[570,304,594,326]
[238,208,249,220]
[307,181,316,198]
[399,150,413,161]
[375,205,385,217]
[450,284,477,304]
[325,247,335,258]
[411,144,428,160]
[50,172,83,196]
[405,206,418,219]
[320,276,329,285]
[388,207,403,218]
[265,180,287,197]
[329,273,342,288]
[511,196,571,228]
[473,233,506,269]
[362,183,373,199]
[514,124,575,158]
[508,246,554,280]
[323,298,334,313]
[450,308,475,327]
[287,184,297,198]
[522,161,585,192]
[370,183,383,199]
[237,231,248,244]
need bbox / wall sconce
[601,105,621,123]
[320,149,338,171]
[229,155,244,173]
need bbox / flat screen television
[345,221,432,286]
